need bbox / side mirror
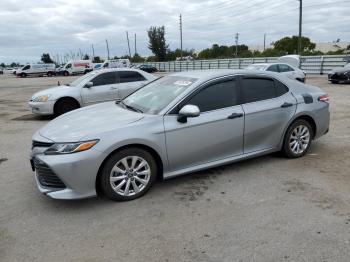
[84,81,93,88]
[177,105,200,123]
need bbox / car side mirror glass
[177,105,200,123]
[85,81,93,88]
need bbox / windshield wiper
[118,101,143,113]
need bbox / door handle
[110,87,118,90]
[227,113,243,119]
[281,102,293,108]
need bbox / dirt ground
[0,73,349,262]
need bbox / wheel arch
[95,143,164,196]
[53,96,81,113]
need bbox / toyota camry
[30,69,330,201]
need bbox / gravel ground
[0,73,349,262]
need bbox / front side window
[118,71,145,83]
[279,64,294,72]
[266,64,279,72]
[22,65,30,70]
[65,63,72,69]
[184,80,238,112]
[123,76,197,114]
[242,78,276,103]
[92,72,117,86]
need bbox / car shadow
[11,114,54,121]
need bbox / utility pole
[179,14,183,60]
[235,33,239,57]
[263,33,266,51]
[126,31,132,58]
[298,0,303,55]
[91,44,95,60]
[105,39,110,60]
[134,33,137,55]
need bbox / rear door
[117,71,149,100]
[164,77,244,171]
[81,71,119,105]
[240,76,297,153]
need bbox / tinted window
[92,72,117,86]
[22,65,30,70]
[275,80,289,96]
[119,71,146,83]
[266,64,279,72]
[185,80,238,112]
[279,64,294,72]
[242,78,275,103]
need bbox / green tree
[147,26,168,61]
[273,36,316,54]
[131,53,145,63]
[92,56,103,63]
[0,63,5,68]
[83,54,90,60]
[41,53,54,63]
[197,44,253,59]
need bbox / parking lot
[0,73,350,261]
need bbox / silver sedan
[28,68,156,116]
[30,69,330,201]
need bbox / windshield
[246,64,267,70]
[122,76,198,114]
[345,63,350,68]
[69,71,96,86]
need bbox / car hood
[330,68,350,74]
[31,85,79,101]
[38,102,143,142]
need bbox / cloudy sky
[0,0,349,64]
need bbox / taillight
[318,94,329,103]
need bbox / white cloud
[0,0,349,63]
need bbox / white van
[16,64,56,77]
[101,59,131,69]
[61,60,92,76]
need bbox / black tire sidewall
[54,99,78,116]
[100,148,157,201]
[283,119,313,158]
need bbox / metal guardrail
[136,55,350,74]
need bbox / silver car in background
[28,68,157,116]
[30,69,329,201]
[246,63,306,82]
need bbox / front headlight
[32,94,51,102]
[44,140,99,155]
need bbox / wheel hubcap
[289,125,310,154]
[109,156,151,196]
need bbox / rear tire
[331,80,339,84]
[64,71,69,76]
[47,72,53,77]
[54,98,79,116]
[100,148,157,201]
[282,119,313,158]
[21,73,27,77]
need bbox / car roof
[169,69,283,81]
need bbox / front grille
[329,73,348,81]
[32,140,54,149]
[33,158,66,188]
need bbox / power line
[126,31,131,58]
[298,0,303,55]
[179,14,183,60]
[105,39,110,60]
[235,33,239,57]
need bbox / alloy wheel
[289,125,310,155]
[109,156,151,196]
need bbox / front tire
[282,119,313,158]
[54,98,79,116]
[100,148,157,201]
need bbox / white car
[246,63,306,82]
[28,68,157,116]
[2,68,16,74]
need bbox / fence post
[238,59,241,69]
[201,60,203,70]
[168,62,170,72]
[187,61,189,71]
[228,60,231,69]
[320,56,324,75]
[193,61,195,70]
[218,60,220,69]
[209,62,211,69]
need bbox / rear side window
[185,80,238,112]
[242,78,275,103]
[92,72,117,86]
[266,64,279,72]
[118,71,146,83]
[275,80,289,96]
[279,64,294,72]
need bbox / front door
[81,71,119,105]
[164,77,244,172]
